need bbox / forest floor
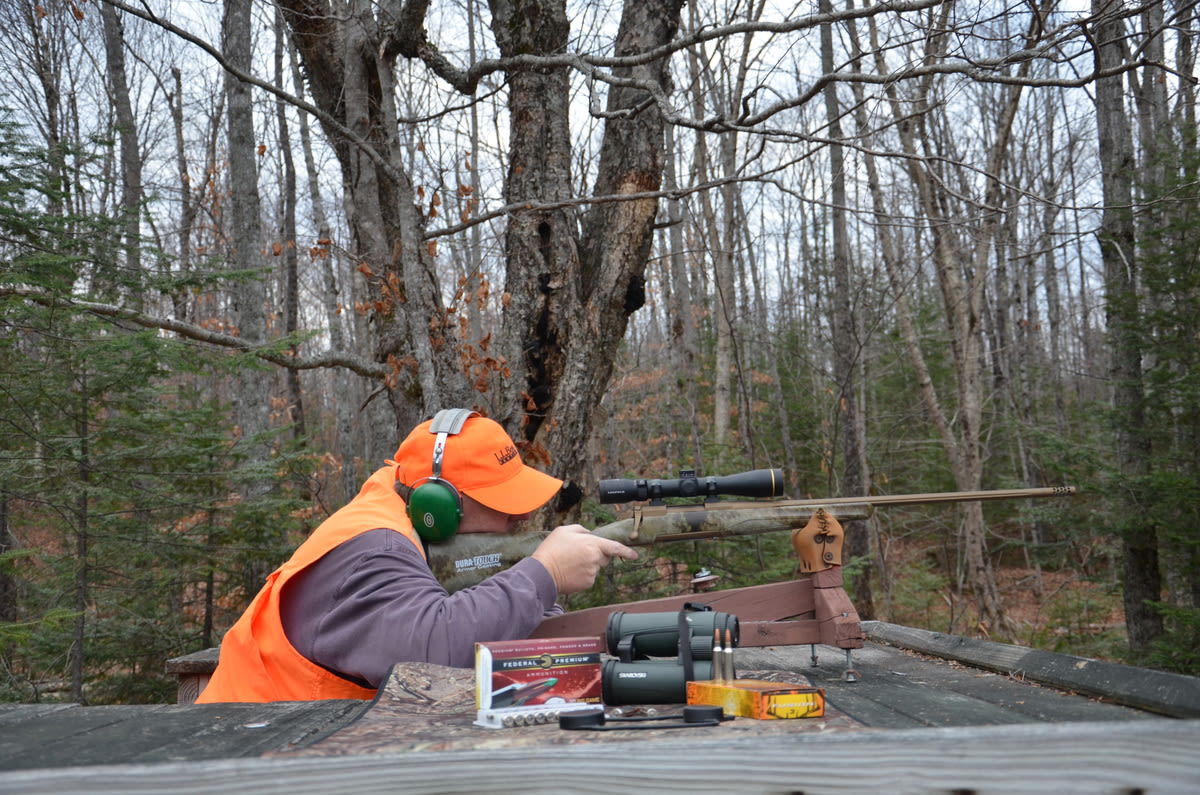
[878,542,1130,664]
[995,566,1128,658]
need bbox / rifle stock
[426,485,1074,593]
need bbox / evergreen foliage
[0,120,317,702]
[1130,134,1200,674]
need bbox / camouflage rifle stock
[426,483,1075,593]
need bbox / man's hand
[531,524,639,594]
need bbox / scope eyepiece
[598,468,783,504]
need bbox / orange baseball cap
[395,415,563,514]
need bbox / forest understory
[880,537,1128,663]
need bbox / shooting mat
[273,662,863,757]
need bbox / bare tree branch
[0,287,389,379]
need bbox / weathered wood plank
[0,703,80,724]
[739,618,823,646]
[0,700,367,770]
[2,718,1196,794]
[164,647,220,675]
[865,620,1200,718]
[737,642,1159,728]
[174,672,211,705]
[837,672,1031,728]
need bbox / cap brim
[463,466,563,515]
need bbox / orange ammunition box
[686,678,826,720]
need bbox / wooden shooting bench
[4,623,1200,793]
[8,505,1198,791]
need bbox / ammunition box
[686,678,826,720]
[475,636,603,709]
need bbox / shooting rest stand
[530,558,865,682]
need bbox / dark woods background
[0,0,1197,703]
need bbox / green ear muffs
[407,478,463,543]
[405,408,478,544]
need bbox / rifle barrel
[426,485,1074,592]
[777,485,1076,508]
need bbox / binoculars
[601,605,739,705]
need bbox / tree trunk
[168,66,197,322]
[223,0,272,449]
[698,1,761,456]
[822,0,872,618]
[711,133,738,451]
[70,377,90,703]
[1092,0,1160,654]
[0,498,15,667]
[277,0,681,517]
[663,123,705,470]
[285,34,361,501]
[274,8,306,442]
[278,0,466,438]
[488,0,578,441]
[490,0,683,516]
[100,1,143,303]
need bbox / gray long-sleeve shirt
[279,528,560,688]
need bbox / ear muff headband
[406,409,478,543]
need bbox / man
[198,410,637,703]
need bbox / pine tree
[0,117,317,703]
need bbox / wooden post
[165,647,219,704]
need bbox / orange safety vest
[197,464,424,703]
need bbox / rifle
[426,468,1075,592]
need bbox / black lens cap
[559,708,606,730]
[682,705,725,723]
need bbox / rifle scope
[598,468,784,504]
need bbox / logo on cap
[494,445,518,466]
